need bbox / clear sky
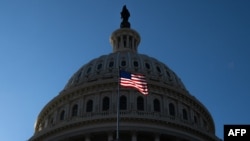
[0,0,249,140]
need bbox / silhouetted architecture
[29,6,220,141]
[120,5,131,28]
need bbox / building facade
[29,6,220,141]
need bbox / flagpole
[116,67,120,140]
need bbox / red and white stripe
[120,74,148,95]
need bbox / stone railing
[56,110,195,128]
[34,109,212,141]
[39,110,209,134]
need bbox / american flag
[119,70,148,95]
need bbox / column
[177,101,181,120]
[154,134,160,141]
[108,133,113,141]
[163,96,168,116]
[132,132,137,141]
[79,97,84,117]
[53,110,58,125]
[174,138,182,141]
[65,103,70,120]
[85,136,90,141]
[126,35,128,48]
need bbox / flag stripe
[120,70,148,95]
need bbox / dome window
[109,61,114,67]
[50,117,54,125]
[156,66,161,73]
[87,67,92,74]
[60,110,65,120]
[102,97,110,111]
[169,103,175,116]
[97,63,102,70]
[153,99,161,112]
[121,60,126,67]
[77,72,82,79]
[182,109,188,120]
[133,61,138,67]
[72,104,78,117]
[120,96,127,110]
[137,96,144,111]
[166,71,170,77]
[145,62,150,69]
[86,100,93,112]
[166,71,172,81]
[194,115,198,124]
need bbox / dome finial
[120,5,131,28]
[110,5,140,53]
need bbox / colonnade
[83,132,186,141]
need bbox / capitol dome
[29,6,220,141]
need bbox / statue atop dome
[120,5,131,28]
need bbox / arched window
[109,61,114,68]
[194,115,198,123]
[121,60,126,66]
[86,100,93,112]
[72,104,78,117]
[102,97,110,111]
[137,96,144,111]
[77,72,82,79]
[154,99,160,112]
[145,62,150,69]
[183,109,188,120]
[156,66,161,73]
[60,110,65,120]
[120,96,127,110]
[169,103,175,116]
[166,71,172,81]
[86,67,91,74]
[97,63,102,70]
[134,61,139,67]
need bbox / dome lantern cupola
[110,5,140,53]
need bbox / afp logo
[224,125,250,141]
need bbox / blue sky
[0,0,249,140]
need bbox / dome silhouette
[29,6,220,141]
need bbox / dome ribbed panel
[64,52,186,91]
